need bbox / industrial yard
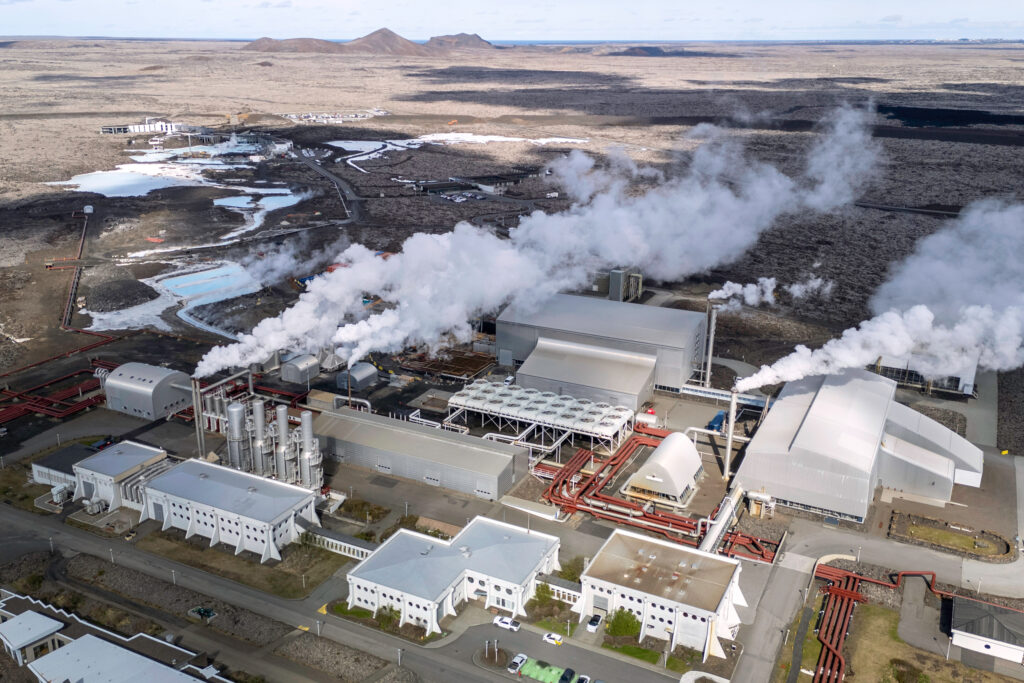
[0,25,1022,683]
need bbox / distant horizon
[1,34,1021,45]
[1,0,1022,43]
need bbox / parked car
[493,616,521,632]
[507,653,528,674]
[504,375,515,386]
[558,669,577,683]
[577,676,591,683]
[542,632,564,646]
[586,614,603,632]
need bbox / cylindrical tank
[299,410,314,487]
[226,402,245,469]
[275,404,289,479]
[252,399,267,476]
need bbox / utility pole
[109,548,114,565]
[48,537,54,553]
[172,569,176,586]
[397,648,403,667]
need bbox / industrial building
[732,369,984,523]
[31,443,95,498]
[0,590,228,681]
[72,441,172,513]
[99,362,191,421]
[99,118,187,135]
[314,408,525,501]
[280,354,320,385]
[336,362,378,392]
[623,432,703,510]
[346,517,560,634]
[951,597,1024,664]
[515,338,655,411]
[496,294,707,394]
[140,459,319,563]
[871,352,979,397]
[573,529,745,661]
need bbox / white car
[542,632,564,646]
[507,653,528,674]
[493,616,521,632]
[577,677,591,683]
[586,614,603,633]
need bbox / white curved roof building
[103,362,190,421]
[625,432,704,508]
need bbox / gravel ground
[998,369,1024,455]
[823,559,905,610]
[274,632,387,682]
[66,554,292,646]
[85,278,160,312]
[374,666,420,683]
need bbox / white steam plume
[241,234,351,287]
[709,278,777,311]
[785,276,834,300]
[195,105,878,377]
[736,200,1024,392]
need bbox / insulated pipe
[724,390,737,480]
[227,402,245,469]
[275,404,289,479]
[252,399,266,476]
[705,305,718,389]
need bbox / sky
[0,0,1021,41]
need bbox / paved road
[734,456,1024,683]
[0,505,671,683]
[297,156,362,222]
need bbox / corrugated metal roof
[146,459,313,523]
[313,409,522,478]
[498,294,705,350]
[583,529,738,612]
[885,402,983,479]
[626,432,702,498]
[517,338,655,395]
[733,369,895,519]
[106,362,186,386]
[74,441,165,478]
[952,597,1024,647]
[349,517,559,601]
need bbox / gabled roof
[952,597,1024,647]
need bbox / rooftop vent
[199,473,208,479]
[247,486,257,493]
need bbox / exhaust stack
[299,410,314,487]
[724,389,737,480]
[251,399,266,475]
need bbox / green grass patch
[601,642,660,663]
[332,603,372,619]
[666,656,691,673]
[906,524,1005,556]
[535,617,577,637]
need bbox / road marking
[318,603,327,615]
[298,625,310,632]
[778,552,816,573]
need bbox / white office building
[574,529,746,661]
[140,459,319,563]
[73,441,171,513]
[346,517,560,635]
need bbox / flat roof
[75,441,166,478]
[349,517,559,602]
[146,459,313,523]
[35,443,96,476]
[952,597,1024,647]
[517,338,655,396]
[498,294,705,350]
[583,529,738,612]
[28,634,199,683]
[0,610,63,650]
[313,409,522,479]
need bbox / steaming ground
[196,105,879,376]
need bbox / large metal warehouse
[101,362,190,421]
[732,369,983,523]
[496,294,707,393]
[515,338,655,411]
[313,409,527,500]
